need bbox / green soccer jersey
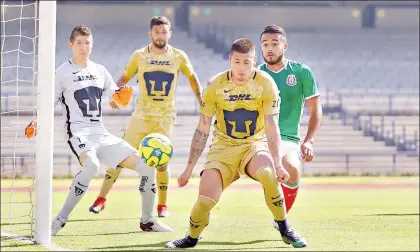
[257,60,319,144]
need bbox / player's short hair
[260,25,287,42]
[70,25,92,42]
[230,38,255,54]
[150,16,171,30]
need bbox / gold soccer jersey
[122,44,195,123]
[200,69,280,146]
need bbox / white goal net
[1,0,56,246]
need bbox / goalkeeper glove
[111,86,133,108]
[25,121,37,139]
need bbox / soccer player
[25,25,172,235]
[89,16,202,219]
[258,25,323,216]
[164,38,307,249]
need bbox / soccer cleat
[51,216,67,236]
[140,217,173,232]
[164,235,198,249]
[278,225,307,248]
[89,197,106,214]
[157,204,170,217]
[281,228,307,248]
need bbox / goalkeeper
[25,25,172,235]
[90,16,202,221]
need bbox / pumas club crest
[286,74,297,86]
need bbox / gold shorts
[202,140,270,189]
[123,117,173,149]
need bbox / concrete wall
[189,6,361,30]
[57,2,175,25]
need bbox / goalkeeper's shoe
[51,216,67,236]
[164,235,198,249]
[140,217,173,232]
[274,220,307,248]
[157,204,170,218]
[89,197,106,214]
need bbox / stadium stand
[2,114,417,177]
[1,1,418,177]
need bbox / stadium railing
[1,151,417,178]
[352,115,419,153]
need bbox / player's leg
[156,166,170,216]
[165,167,227,249]
[89,167,122,213]
[243,149,306,248]
[155,122,174,217]
[111,140,172,232]
[272,141,302,232]
[281,141,302,213]
[90,117,145,213]
[52,139,100,236]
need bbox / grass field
[1,176,419,251]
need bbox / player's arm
[262,77,289,183]
[110,52,138,108]
[304,98,322,145]
[265,114,282,168]
[102,66,133,109]
[102,66,119,97]
[301,64,323,162]
[53,72,63,108]
[179,51,203,104]
[117,51,139,87]
[26,70,63,139]
[185,82,215,172]
[178,81,216,187]
[187,113,212,170]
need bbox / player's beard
[263,53,283,65]
[153,40,167,49]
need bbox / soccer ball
[139,133,173,169]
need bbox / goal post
[34,0,56,245]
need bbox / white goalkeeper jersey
[55,59,117,138]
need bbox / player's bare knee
[118,153,141,170]
[288,172,300,185]
[283,163,300,184]
[282,154,301,184]
[199,169,223,202]
[245,152,273,179]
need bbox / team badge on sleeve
[286,74,297,86]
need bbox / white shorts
[67,133,137,168]
[281,140,301,159]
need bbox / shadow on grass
[60,231,143,237]
[358,213,419,217]
[67,217,139,223]
[90,239,288,250]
